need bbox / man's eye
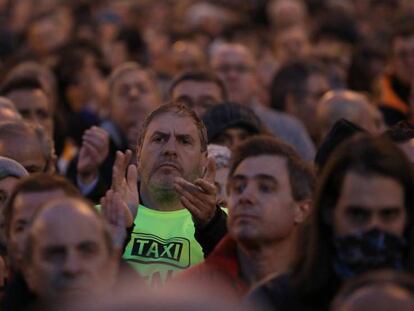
[258,182,276,193]
[37,110,50,120]
[180,137,191,145]
[230,181,245,194]
[380,208,401,221]
[346,207,370,224]
[152,136,164,143]
[14,224,26,234]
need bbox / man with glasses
[210,42,316,161]
[170,71,227,117]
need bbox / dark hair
[291,134,414,301]
[4,173,80,237]
[116,27,149,66]
[269,60,324,111]
[202,102,265,144]
[0,76,44,96]
[391,14,414,43]
[138,102,208,152]
[229,136,316,202]
[169,70,228,101]
[312,8,359,45]
[384,121,414,143]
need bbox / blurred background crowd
[1,0,414,310]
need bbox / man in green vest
[111,102,227,287]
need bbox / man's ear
[293,198,312,224]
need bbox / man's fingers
[127,164,138,187]
[180,196,202,219]
[194,179,216,195]
[174,177,203,194]
[175,183,204,209]
[204,157,216,184]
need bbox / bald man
[22,197,120,308]
[317,90,384,142]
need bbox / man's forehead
[234,155,288,178]
[146,113,199,135]
[116,70,150,86]
[213,46,254,65]
[33,203,103,238]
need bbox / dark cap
[202,103,263,143]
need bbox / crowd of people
[0,0,414,310]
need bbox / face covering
[333,228,406,279]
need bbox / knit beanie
[0,156,29,180]
[202,103,263,143]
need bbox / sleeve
[194,206,227,257]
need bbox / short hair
[385,121,414,143]
[138,102,208,152]
[23,197,114,263]
[291,134,414,299]
[270,60,325,111]
[4,173,80,237]
[0,76,45,97]
[229,136,315,201]
[169,70,228,101]
[0,121,54,171]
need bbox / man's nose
[236,183,256,205]
[162,137,178,155]
[62,251,82,275]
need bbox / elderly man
[21,197,122,309]
[177,136,314,300]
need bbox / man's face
[6,89,53,137]
[171,81,223,117]
[392,35,414,85]
[333,171,406,237]
[0,135,47,173]
[274,26,310,63]
[8,189,64,265]
[212,127,251,151]
[24,205,116,301]
[227,155,298,246]
[138,113,206,192]
[211,46,257,106]
[110,69,159,139]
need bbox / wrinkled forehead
[144,112,200,139]
[211,45,255,66]
[112,69,152,89]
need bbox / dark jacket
[247,274,336,311]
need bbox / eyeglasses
[214,64,253,74]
